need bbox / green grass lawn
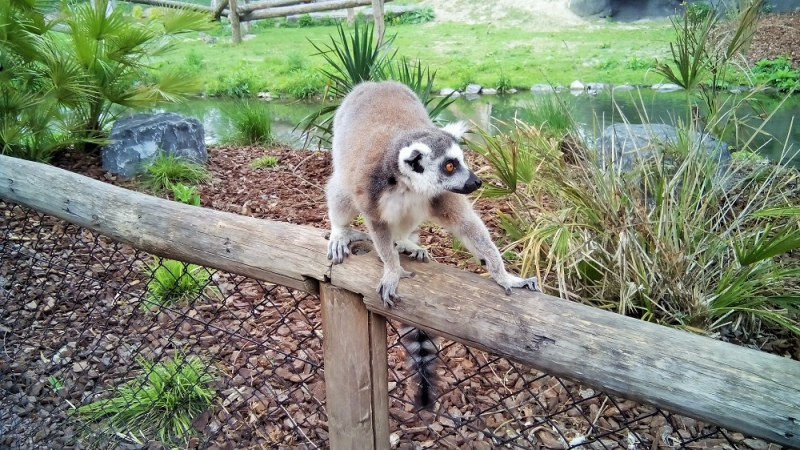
[157,18,676,98]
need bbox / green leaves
[309,21,395,99]
[76,352,216,445]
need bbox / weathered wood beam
[320,284,390,450]
[213,0,229,19]
[241,0,388,21]
[239,0,314,14]
[0,154,798,448]
[372,0,384,45]
[229,0,241,43]
[123,0,213,13]
[0,155,329,293]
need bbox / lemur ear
[403,149,425,174]
[441,121,469,141]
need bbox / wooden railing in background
[1,154,798,449]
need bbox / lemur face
[396,124,481,196]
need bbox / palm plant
[300,22,455,146]
[0,0,212,161]
[64,0,213,150]
[0,0,89,161]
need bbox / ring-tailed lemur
[325,80,540,407]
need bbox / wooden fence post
[372,0,384,45]
[229,0,242,43]
[320,284,390,450]
[347,7,354,25]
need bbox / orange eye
[445,162,455,172]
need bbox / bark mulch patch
[0,146,788,449]
[748,12,800,67]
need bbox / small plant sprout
[171,183,201,206]
[250,155,279,168]
[144,258,215,310]
[48,376,64,393]
[144,154,210,193]
[76,353,216,445]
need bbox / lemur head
[396,122,482,196]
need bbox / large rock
[102,113,206,178]
[596,123,731,172]
[568,0,612,17]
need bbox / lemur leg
[366,218,414,307]
[326,180,371,264]
[431,193,540,294]
[396,231,430,262]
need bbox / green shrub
[285,49,308,73]
[625,56,654,70]
[495,74,513,93]
[752,57,800,92]
[686,1,712,25]
[597,58,619,70]
[223,100,275,145]
[171,183,201,206]
[184,49,205,73]
[297,13,314,27]
[386,6,435,25]
[206,64,266,98]
[144,154,210,192]
[76,353,215,446]
[250,155,279,168]
[144,258,214,309]
[283,70,325,98]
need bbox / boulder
[481,88,498,95]
[102,113,206,178]
[613,84,636,92]
[464,84,482,95]
[570,80,585,90]
[568,0,612,17]
[652,83,684,93]
[530,84,556,93]
[596,123,731,173]
[198,32,217,44]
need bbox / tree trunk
[229,0,241,43]
[372,0,384,45]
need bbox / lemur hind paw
[400,247,430,262]
[497,274,541,295]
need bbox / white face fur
[396,123,482,197]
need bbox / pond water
[155,89,800,166]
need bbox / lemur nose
[473,178,482,188]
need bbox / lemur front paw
[327,229,372,264]
[377,269,415,307]
[327,238,350,264]
[496,274,541,295]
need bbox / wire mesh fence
[0,200,779,450]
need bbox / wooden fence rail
[0,154,798,449]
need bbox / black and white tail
[401,326,439,409]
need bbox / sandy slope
[419,0,590,30]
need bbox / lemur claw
[497,275,541,295]
[377,269,414,307]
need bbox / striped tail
[401,326,439,409]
